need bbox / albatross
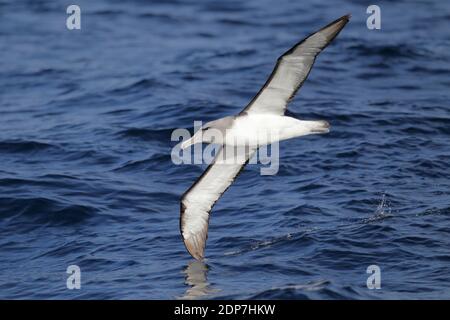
[180,15,350,260]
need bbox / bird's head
[181,117,234,149]
[180,126,217,149]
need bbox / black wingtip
[334,14,351,24]
[332,14,351,24]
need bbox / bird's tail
[306,120,331,134]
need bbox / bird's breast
[223,114,302,146]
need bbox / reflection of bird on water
[178,260,218,300]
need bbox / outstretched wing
[241,14,350,116]
[180,145,256,260]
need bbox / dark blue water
[1,0,450,299]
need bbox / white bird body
[179,15,350,260]
[223,114,329,147]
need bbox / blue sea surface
[1,0,450,299]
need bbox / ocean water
[1,0,449,299]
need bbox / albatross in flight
[180,15,350,260]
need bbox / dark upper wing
[241,14,350,116]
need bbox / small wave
[212,49,256,58]
[0,197,98,226]
[109,79,173,96]
[349,43,428,59]
[225,194,394,257]
[101,108,134,116]
[248,279,331,299]
[12,68,68,78]
[355,71,391,80]
[202,2,252,13]
[0,175,79,190]
[217,18,259,27]
[91,9,125,16]
[113,153,172,172]
[0,140,58,154]
[116,127,173,141]
[417,207,450,217]
[62,149,118,165]
[408,66,450,76]
[138,12,186,23]
[223,232,302,257]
